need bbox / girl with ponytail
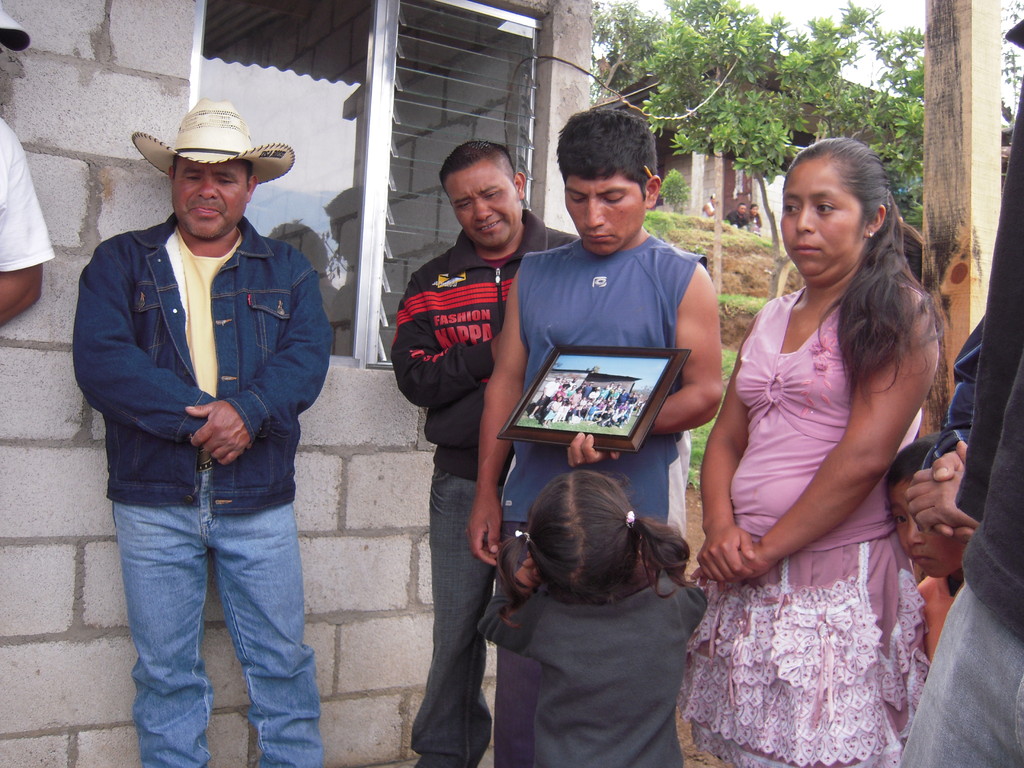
[479,470,707,768]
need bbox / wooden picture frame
[497,345,691,453]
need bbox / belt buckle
[197,448,213,472]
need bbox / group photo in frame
[498,345,691,453]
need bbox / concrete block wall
[0,1,467,765]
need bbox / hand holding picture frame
[497,345,691,453]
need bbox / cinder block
[321,695,404,768]
[74,726,137,768]
[301,367,419,448]
[337,614,432,693]
[6,0,105,58]
[88,404,104,439]
[294,450,344,532]
[0,637,135,732]
[203,626,248,709]
[305,621,336,698]
[0,734,68,768]
[0,348,82,439]
[0,544,75,636]
[83,541,127,628]
[416,534,432,606]
[0,255,89,347]
[208,712,250,768]
[0,446,111,537]
[109,0,194,79]
[9,57,187,161]
[96,165,172,243]
[26,151,88,249]
[75,713,249,768]
[345,452,432,529]
[301,536,411,614]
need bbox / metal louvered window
[365,0,539,364]
[194,0,539,366]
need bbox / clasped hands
[906,440,976,543]
[186,400,253,466]
[695,523,778,584]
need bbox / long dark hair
[785,138,940,392]
[495,471,691,623]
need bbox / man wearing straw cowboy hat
[73,99,330,767]
[0,2,55,325]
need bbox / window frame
[192,0,541,368]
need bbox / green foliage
[645,0,925,216]
[688,348,738,488]
[592,1,665,101]
[1005,0,1024,122]
[643,210,688,241]
[719,293,767,315]
[645,209,771,255]
[659,168,691,208]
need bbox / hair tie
[515,529,532,543]
[625,511,635,528]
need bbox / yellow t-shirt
[178,231,239,396]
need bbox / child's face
[889,479,966,579]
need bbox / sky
[633,0,925,30]
[742,0,924,32]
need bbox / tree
[1004,0,1024,123]
[659,168,691,209]
[591,0,664,102]
[644,0,924,296]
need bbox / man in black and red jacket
[391,141,574,768]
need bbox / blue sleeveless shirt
[502,236,702,523]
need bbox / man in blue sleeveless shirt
[468,108,723,768]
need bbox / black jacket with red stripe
[391,211,576,479]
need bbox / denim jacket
[73,216,331,512]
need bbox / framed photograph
[498,345,691,453]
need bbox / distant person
[702,193,716,217]
[391,140,574,768]
[887,434,965,661]
[724,202,748,229]
[0,4,54,326]
[748,203,762,235]
[479,470,707,768]
[681,137,940,767]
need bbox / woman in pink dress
[681,138,940,768]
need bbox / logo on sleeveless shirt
[433,272,467,288]
[592,276,607,288]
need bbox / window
[195,0,538,364]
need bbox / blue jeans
[903,583,1024,766]
[113,470,322,768]
[412,471,496,768]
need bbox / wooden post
[921,0,1002,432]
[711,152,724,293]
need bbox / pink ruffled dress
[681,292,928,768]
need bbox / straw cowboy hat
[132,99,295,183]
[0,1,29,51]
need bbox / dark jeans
[412,471,496,768]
